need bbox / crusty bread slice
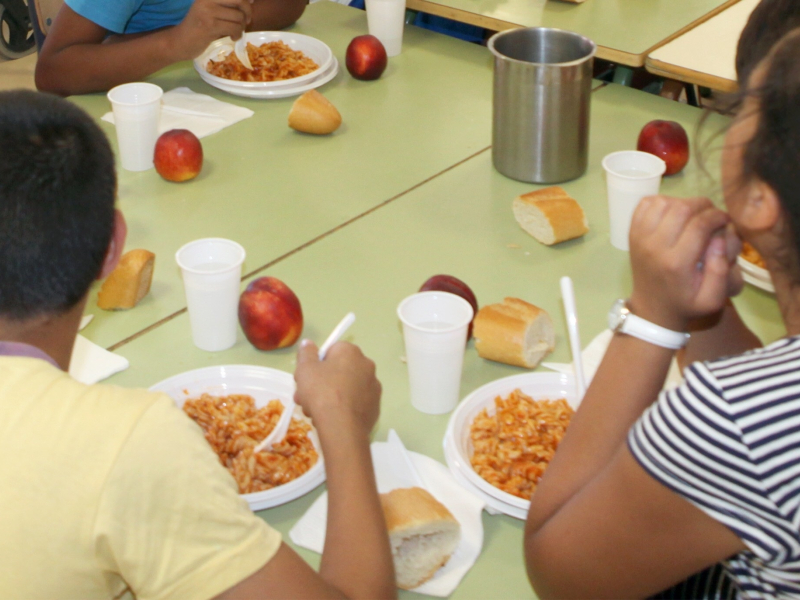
[288,90,342,135]
[512,186,588,246]
[380,487,461,590]
[473,297,555,368]
[97,249,155,310]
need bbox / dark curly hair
[0,90,116,320]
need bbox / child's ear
[734,180,782,235]
[98,210,127,280]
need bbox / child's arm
[524,197,747,598]
[36,0,253,96]
[250,0,307,32]
[217,340,396,600]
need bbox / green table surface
[406,0,740,67]
[69,1,495,350]
[105,83,783,599]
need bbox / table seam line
[106,309,188,353]
[105,144,492,353]
[239,144,493,282]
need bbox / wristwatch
[607,299,690,350]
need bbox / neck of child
[0,299,88,371]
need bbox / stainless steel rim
[487,27,597,67]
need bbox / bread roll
[97,249,155,310]
[381,487,461,590]
[473,297,555,368]
[288,90,342,135]
[512,186,588,245]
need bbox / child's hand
[627,195,743,332]
[293,340,382,440]
[173,0,253,61]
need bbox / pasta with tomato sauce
[183,393,318,494]
[207,41,319,82]
[470,389,573,500]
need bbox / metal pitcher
[489,27,596,184]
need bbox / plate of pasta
[443,373,578,519]
[194,32,338,98]
[150,364,325,511]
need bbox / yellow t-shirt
[0,357,281,599]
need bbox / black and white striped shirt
[629,336,800,599]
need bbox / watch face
[607,299,627,331]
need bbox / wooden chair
[27,0,62,50]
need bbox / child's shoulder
[694,336,800,403]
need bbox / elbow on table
[525,529,552,599]
[34,58,73,97]
[524,528,580,600]
[269,0,308,31]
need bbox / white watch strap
[621,313,690,350]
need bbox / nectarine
[154,129,203,182]
[345,35,387,81]
[637,120,689,176]
[419,274,478,339]
[238,277,303,351]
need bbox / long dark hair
[736,0,800,87]
[742,31,800,262]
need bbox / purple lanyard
[0,341,59,368]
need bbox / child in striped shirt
[524,25,800,600]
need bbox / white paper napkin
[102,87,254,139]
[68,316,129,385]
[289,430,485,597]
[541,329,684,391]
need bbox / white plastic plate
[443,372,578,518]
[202,58,339,99]
[150,364,325,511]
[195,31,333,95]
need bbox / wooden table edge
[406,0,743,67]
[641,0,743,59]
[406,0,648,66]
[645,56,739,93]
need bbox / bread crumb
[507,243,521,249]
[400,356,407,363]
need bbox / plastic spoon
[254,312,356,453]
[234,31,253,70]
[560,276,587,400]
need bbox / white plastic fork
[234,31,253,70]
[253,313,356,453]
[560,276,587,400]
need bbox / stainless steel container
[489,28,596,183]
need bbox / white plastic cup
[397,291,474,414]
[175,238,246,352]
[107,82,163,172]
[366,0,405,57]
[602,150,667,251]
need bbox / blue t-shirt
[65,0,193,34]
